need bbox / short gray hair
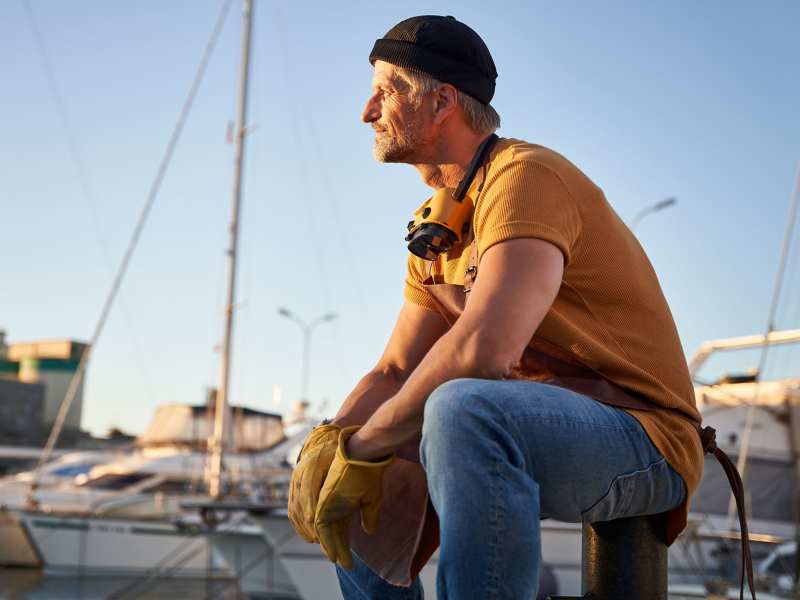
[393,66,501,136]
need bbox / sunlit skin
[361,60,490,190]
[336,61,565,461]
[360,64,429,164]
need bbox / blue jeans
[336,379,686,600]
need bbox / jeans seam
[515,415,644,431]
[486,441,503,600]
[641,460,662,514]
[581,457,669,522]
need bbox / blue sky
[1,1,799,437]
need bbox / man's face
[361,61,431,163]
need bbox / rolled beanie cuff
[370,38,495,104]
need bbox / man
[289,15,703,600]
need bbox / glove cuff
[337,425,395,468]
[297,423,342,462]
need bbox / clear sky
[1,0,799,437]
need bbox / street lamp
[629,197,677,233]
[277,308,337,404]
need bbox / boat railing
[688,328,800,378]
[90,491,190,519]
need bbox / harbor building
[0,331,86,431]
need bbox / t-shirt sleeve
[404,254,439,312]
[473,156,582,265]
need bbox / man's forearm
[332,366,406,428]
[345,321,510,461]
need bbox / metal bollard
[548,513,668,600]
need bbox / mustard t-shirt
[405,138,702,545]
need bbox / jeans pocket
[581,458,670,523]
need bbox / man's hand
[314,426,394,569]
[287,424,342,543]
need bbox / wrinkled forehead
[371,60,408,91]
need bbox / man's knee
[422,379,495,433]
[425,379,473,424]
[421,379,500,469]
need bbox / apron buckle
[463,266,478,292]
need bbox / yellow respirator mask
[405,133,498,261]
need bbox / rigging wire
[773,206,800,379]
[271,1,353,387]
[726,155,800,531]
[26,0,235,493]
[199,527,298,600]
[272,0,380,358]
[21,0,108,268]
[20,0,158,408]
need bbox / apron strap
[462,151,496,292]
[424,256,440,284]
[688,422,756,599]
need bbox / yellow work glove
[287,423,342,543]
[314,425,395,569]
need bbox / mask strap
[453,133,499,201]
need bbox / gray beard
[372,122,426,163]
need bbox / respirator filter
[405,187,473,261]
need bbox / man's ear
[430,84,458,124]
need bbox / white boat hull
[214,513,443,600]
[207,508,777,599]
[15,511,227,577]
[252,513,348,600]
[212,520,301,599]
[247,513,569,599]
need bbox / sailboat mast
[209,0,253,498]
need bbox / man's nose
[361,92,381,123]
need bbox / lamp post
[629,197,677,233]
[277,308,337,404]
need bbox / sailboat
[0,400,296,575]
[0,0,296,580]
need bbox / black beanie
[369,15,498,105]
